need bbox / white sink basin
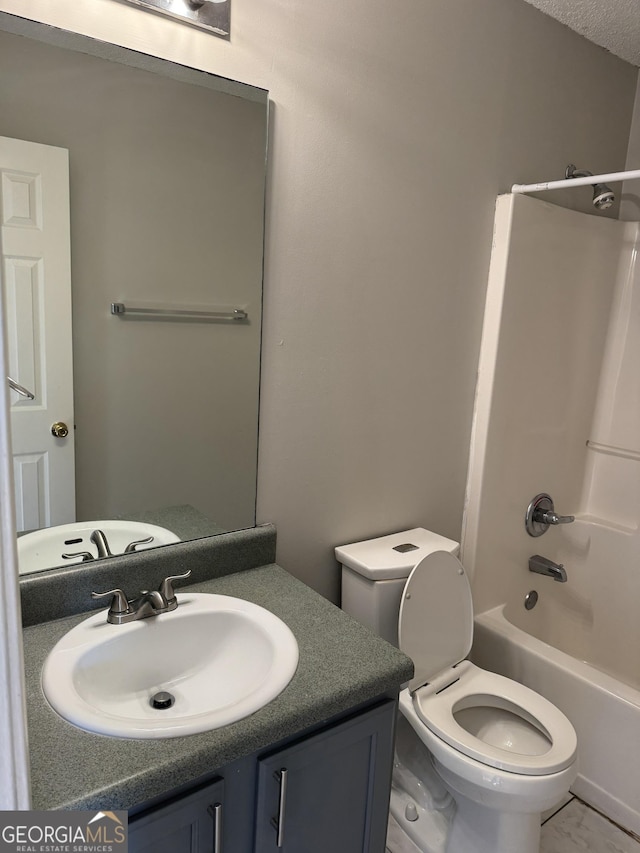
[18,520,180,574]
[42,593,299,738]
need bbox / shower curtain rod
[512,168,640,195]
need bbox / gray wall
[1,0,638,601]
[253,0,637,601]
[0,30,266,530]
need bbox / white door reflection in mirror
[1,136,75,531]
[0,17,267,549]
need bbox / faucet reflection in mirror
[17,520,181,575]
[0,13,268,570]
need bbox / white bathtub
[472,603,640,837]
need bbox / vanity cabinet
[129,699,396,853]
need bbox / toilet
[336,529,577,853]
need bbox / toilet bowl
[336,530,578,853]
[409,661,575,776]
[399,670,577,812]
[398,687,577,853]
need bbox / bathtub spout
[528,555,567,582]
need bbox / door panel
[255,701,396,853]
[129,778,225,853]
[0,136,75,533]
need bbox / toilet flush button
[405,802,419,822]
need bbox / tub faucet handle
[525,493,575,537]
[535,509,575,526]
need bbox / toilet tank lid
[335,528,460,580]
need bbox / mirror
[0,13,268,573]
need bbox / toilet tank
[335,528,459,646]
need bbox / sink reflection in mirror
[0,13,268,574]
[17,520,181,575]
[42,593,300,738]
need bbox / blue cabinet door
[129,778,224,853]
[254,700,395,853]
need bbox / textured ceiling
[523,0,640,67]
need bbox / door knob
[51,421,69,438]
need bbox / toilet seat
[398,550,474,692]
[397,551,577,776]
[412,661,577,775]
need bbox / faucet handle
[535,509,575,526]
[62,551,95,563]
[124,535,154,554]
[91,588,130,614]
[159,570,192,605]
[525,493,575,537]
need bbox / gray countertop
[24,563,413,812]
[116,503,228,540]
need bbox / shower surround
[463,192,640,835]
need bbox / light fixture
[122,0,230,39]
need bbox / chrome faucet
[91,570,192,624]
[528,555,567,583]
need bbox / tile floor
[386,796,640,853]
[540,798,640,852]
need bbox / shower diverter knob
[525,493,575,537]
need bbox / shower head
[592,183,615,210]
[565,164,615,210]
